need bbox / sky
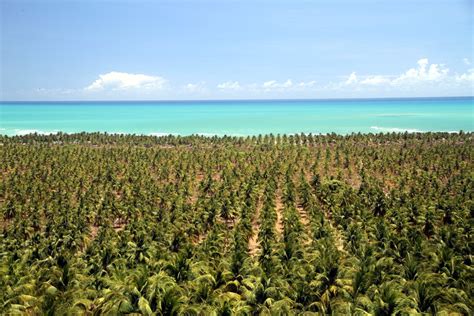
[0,0,473,100]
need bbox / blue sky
[0,0,473,100]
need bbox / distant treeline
[0,130,470,145]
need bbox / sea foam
[370,126,423,133]
[14,129,59,136]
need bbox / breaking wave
[14,129,59,136]
[370,126,423,133]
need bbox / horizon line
[0,95,473,104]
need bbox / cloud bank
[391,58,449,85]
[86,71,167,91]
[344,58,452,88]
[29,58,472,100]
[184,82,207,94]
[217,81,241,90]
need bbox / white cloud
[35,88,77,95]
[463,58,471,66]
[341,59,452,91]
[455,69,474,82]
[345,72,358,85]
[262,80,277,88]
[185,82,207,93]
[391,58,449,85]
[262,79,293,90]
[360,75,390,85]
[216,79,316,93]
[344,73,390,86]
[217,81,241,90]
[32,58,470,100]
[297,80,316,88]
[185,83,199,92]
[85,71,166,91]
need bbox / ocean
[0,97,472,136]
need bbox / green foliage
[0,132,472,314]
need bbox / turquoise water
[0,98,472,136]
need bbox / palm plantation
[0,132,472,315]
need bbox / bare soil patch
[248,192,263,256]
